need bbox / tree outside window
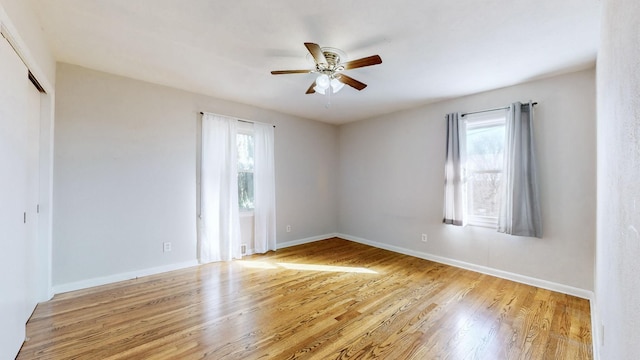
[237,132,254,211]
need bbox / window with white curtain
[199,114,276,262]
[463,110,506,227]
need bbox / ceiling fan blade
[271,69,313,75]
[305,82,316,94]
[342,55,382,70]
[336,73,367,91]
[304,42,327,65]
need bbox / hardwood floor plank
[17,238,592,359]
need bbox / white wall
[338,69,596,292]
[595,0,640,357]
[53,63,338,290]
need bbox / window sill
[467,216,498,229]
[239,211,254,218]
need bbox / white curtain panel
[443,112,465,226]
[253,123,277,253]
[497,102,542,238]
[199,114,242,263]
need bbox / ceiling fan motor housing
[316,49,345,74]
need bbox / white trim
[590,295,601,359]
[52,260,199,294]
[466,215,498,229]
[277,233,339,249]
[336,233,593,300]
[0,10,53,93]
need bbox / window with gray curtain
[464,110,507,227]
[443,102,542,238]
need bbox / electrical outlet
[421,234,428,242]
[163,242,172,252]
[286,225,291,233]
[241,244,247,255]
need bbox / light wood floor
[18,238,592,359]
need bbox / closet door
[0,34,33,357]
[25,71,41,314]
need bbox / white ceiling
[28,0,601,124]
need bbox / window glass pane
[468,172,502,218]
[237,133,254,172]
[238,171,254,210]
[466,125,504,171]
[466,122,505,220]
[237,132,254,211]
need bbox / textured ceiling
[29,0,601,124]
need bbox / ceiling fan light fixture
[330,78,344,93]
[314,76,344,95]
[315,74,330,90]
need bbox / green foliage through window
[237,133,254,211]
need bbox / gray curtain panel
[497,102,542,238]
[443,112,465,226]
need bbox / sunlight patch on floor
[236,261,279,269]
[277,262,378,274]
[237,261,377,274]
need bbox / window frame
[463,110,507,228]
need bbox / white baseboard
[51,233,338,295]
[337,233,593,300]
[277,233,339,249]
[51,234,597,337]
[52,260,200,294]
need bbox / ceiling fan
[271,42,382,95]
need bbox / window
[237,131,254,211]
[464,110,506,227]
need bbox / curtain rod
[199,111,275,128]
[461,102,537,117]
